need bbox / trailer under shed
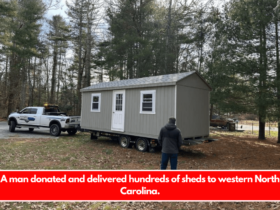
[80,71,212,151]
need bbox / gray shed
[80,71,211,151]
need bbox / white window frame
[140,90,156,114]
[91,93,101,112]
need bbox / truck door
[18,108,39,126]
[40,108,50,127]
[29,108,40,126]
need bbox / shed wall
[81,86,175,139]
[177,73,210,90]
[81,90,113,131]
[176,85,210,138]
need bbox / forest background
[1,0,280,141]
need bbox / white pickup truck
[8,105,80,136]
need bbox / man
[158,117,182,170]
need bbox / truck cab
[8,104,80,136]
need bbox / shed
[80,71,211,145]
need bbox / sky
[41,0,228,83]
[44,0,68,20]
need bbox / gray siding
[81,90,113,131]
[176,85,210,138]
[81,86,175,139]
[177,73,210,90]
[125,86,175,138]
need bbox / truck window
[22,108,31,114]
[30,108,38,114]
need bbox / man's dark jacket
[158,123,183,154]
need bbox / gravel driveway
[0,121,69,139]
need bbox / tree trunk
[275,19,280,143]
[20,59,27,109]
[7,52,19,116]
[85,5,92,87]
[31,57,36,106]
[165,0,172,74]
[76,2,84,115]
[28,59,32,106]
[57,49,62,103]
[50,45,57,104]
[258,24,266,140]
[45,57,50,102]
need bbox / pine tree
[48,15,69,104]
[226,0,277,139]
[0,0,45,115]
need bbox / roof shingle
[81,71,195,92]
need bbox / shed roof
[81,71,210,92]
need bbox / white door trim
[111,90,126,132]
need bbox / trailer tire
[136,138,148,152]
[119,135,131,148]
[226,123,229,130]
[29,128,34,132]
[67,129,77,135]
[50,124,61,136]
[9,120,16,132]
[91,133,98,140]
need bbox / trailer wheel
[119,135,131,148]
[136,138,148,152]
[50,124,61,136]
[67,129,77,135]
[9,121,16,132]
[91,133,98,140]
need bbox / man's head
[169,117,176,124]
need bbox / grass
[0,133,119,170]
[210,129,278,139]
[0,131,280,209]
[239,120,278,128]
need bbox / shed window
[91,93,101,112]
[140,90,156,114]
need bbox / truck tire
[136,138,148,152]
[119,135,131,148]
[29,128,34,132]
[9,121,16,132]
[50,124,61,136]
[67,129,77,135]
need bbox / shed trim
[81,82,176,92]
[139,90,156,114]
[174,85,177,119]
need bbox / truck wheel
[119,135,131,148]
[136,138,148,152]
[67,129,77,135]
[29,128,34,132]
[9,121,16,132]
[50,124,61,136]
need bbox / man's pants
[161,153,178,170]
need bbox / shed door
[111,90,125,132]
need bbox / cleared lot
[0,128,279,209]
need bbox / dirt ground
[0,131,280,209]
